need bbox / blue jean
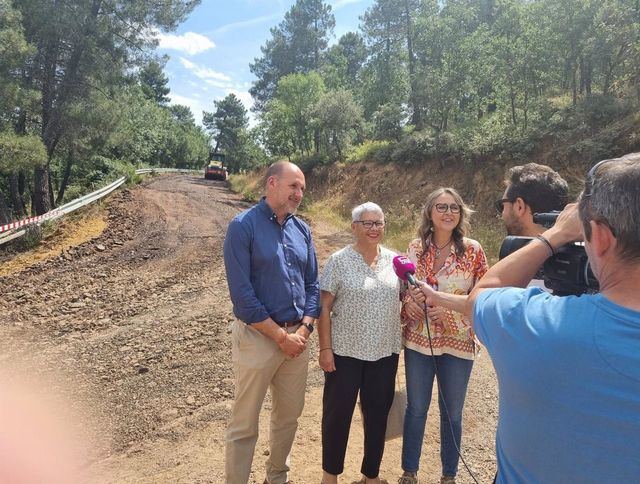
[401,348,473,477]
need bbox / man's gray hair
[352,202,384,222]
[578,152,640,262]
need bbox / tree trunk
[56,151,74,205]
[48,169,56,209]
[579,56,585,95]
[509,78,517,126]
[523,89,529,130]
[33,166,51,215]
[9,174,26,218]
[42,0,101,165]
[18,170,27,208]
[585,58,592,96]
[572,66,578,106]
[0,190,11,225]
[314,128,320,154]
[404,0,422,129]
[603,62,613,95]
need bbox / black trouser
[321,352,399,478]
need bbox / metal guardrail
[0,168,199,247]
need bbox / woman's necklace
[433,238,452,258]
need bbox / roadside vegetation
[0,0,210,225]
[2,0,639,236]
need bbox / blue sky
[154,0,374,126]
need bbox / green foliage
[107,87,209,169]
[13,224,44,251]
[0,0,38,130]
[250,0,335,110]
[312,89,364,160]
[228,173,261,202]
[320,32,367,92]
[388,131,439,165]
[254,0,640,169]
[291,152,330,171]
[575,94,632,131]
[203,94,268,173]
[262,72,326,157]
[0,133,47,173]
[139,59,171,105]
[346,140,392,164]
[372,103,405,141]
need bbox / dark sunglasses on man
[495,198,514,214]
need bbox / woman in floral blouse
[398,188,488,484]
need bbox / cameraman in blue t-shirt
[413,154,640,483]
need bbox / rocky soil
[0,174,498,483]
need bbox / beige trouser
[225,320,309,484]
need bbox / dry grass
[228,171,263,202]
[0,205,107,277]
[229,169,507,259]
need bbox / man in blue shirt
[413,155,640,483]
[223,161,320,484]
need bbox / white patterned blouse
[320,245,403,361]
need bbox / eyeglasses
[494,198,514,214]
[434,203,461,214]
[355,220,385,229]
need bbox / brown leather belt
[278,321,302,328]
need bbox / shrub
[389,131,437,165]
[291,153,330,171]
[346,140,391,164]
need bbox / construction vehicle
[204,153,228,181]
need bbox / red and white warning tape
[0,210,61,234]
[0,168,199,246]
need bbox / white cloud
[156,31,215,55]
[213,13,280,35]
[204,78,235,89]
[179,57,232,83]
[331,0,363,9]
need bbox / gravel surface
[0,174,498,483]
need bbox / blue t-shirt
[474,287,640,483]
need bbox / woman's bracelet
[536,234,555,256]
[319,347,332,352]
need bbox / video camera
[498,212,599,296]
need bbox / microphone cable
[420,299,480,484]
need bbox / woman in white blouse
[318,202,403,484]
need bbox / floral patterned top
[402,237,488,360]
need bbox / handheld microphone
[393,255,418,286]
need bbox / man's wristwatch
[301,322,314,334]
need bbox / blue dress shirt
[223,197,320,325]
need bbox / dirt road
[0,174,498,483]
